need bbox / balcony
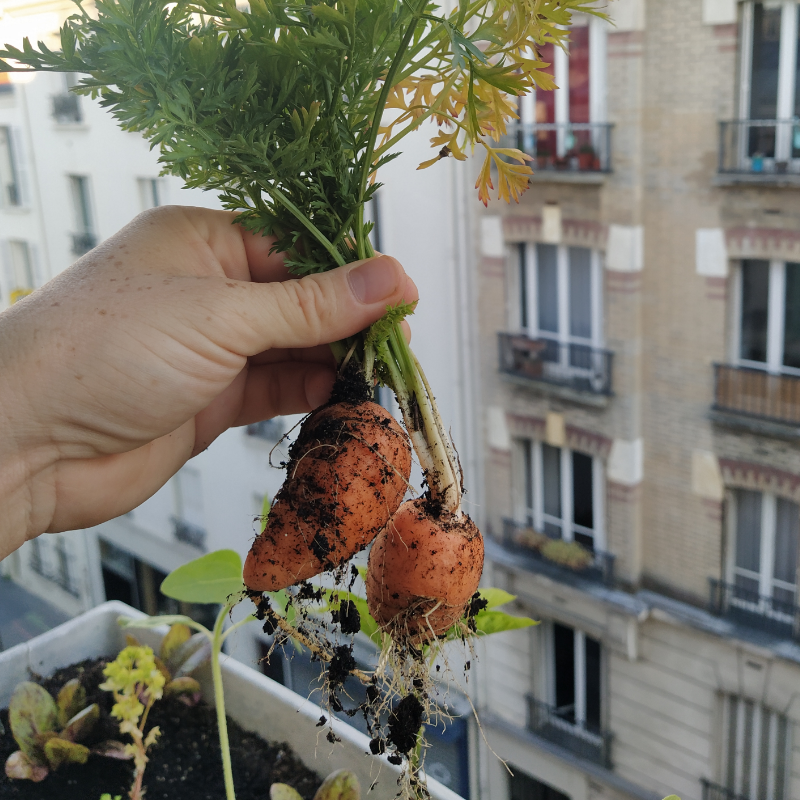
[526,696,612,768]
[172,517,207,551]
[51,93,82,124]
[502,122,613,174]
[499,333,613,397]
[71,231,97,257]
[708,578,799,640]
[713,363,800,428]
[718,119,800,184]
[701,779,748,800]
[246,418,285,441]
[501,519,615,587]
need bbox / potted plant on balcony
[578,142,598,171]
[1,549,534,799]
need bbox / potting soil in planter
[0,658,322,800]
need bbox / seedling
[100,645,166,800]
[4,677,115,782]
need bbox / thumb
[213,255,417,355]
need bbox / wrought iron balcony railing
[499,332,613,396]
[501,519,615,587]
[71,231,97,257]
[713,363,800,426]
[246,418,285,441]
[172,517,208,551]
[708,578,799,639]
[501,122,613,173]
[526,696,612,768]
[701,778,749,800]
[718,119,800,176]
[52,93,82,124]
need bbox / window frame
[733,259,800,376]
[517,242,604,347]
[726,487,800,619]
[545,621,603,739]
[738,1,800,167]
[517,438,606,552]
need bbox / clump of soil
[387,694,424,754]
[0,658,321,800]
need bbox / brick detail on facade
[566,425,613,460]
[502,216,608,251]
[606,270,642,294]
[481,256,505,278]
[726,227,800,263]
[705,276,727,300]
[608,481,641,504]
[506,412,545,440]
[607,30,644,58]
[719,457,800,503]
[503,215,541,242]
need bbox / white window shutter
[9,127,31,208]
[29,242,46,288]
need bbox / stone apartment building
[473,1,800,800]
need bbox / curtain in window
[735,489,762,599]
[773,497,799,606]
[568,246,592,340]
[537,244,559,335]
[568,24,590,124]
[542,443,562,538]
[783,262,800,368]
[750,3,781,158]
[740,260,770,363]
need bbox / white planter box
[0,601,464,800]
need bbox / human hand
[0,206,417,559]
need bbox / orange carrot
[366,498,484,639]
[244,400,411,592]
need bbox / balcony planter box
[0,601,464,800]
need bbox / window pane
[0,127,19,206]
[571,451,594,537]
[740,260,770,363]
[568,247,592,340]
[524,440,534,526]
[774,498,799,587]
[9,241,33,289]
[537,244,559,334]
[784,262,800,369]
[750,4,781,121]
[536,43,556,125]
[509,770,571,800]
[553,623,575,722]
[568,24,590,124]
[736,489,762,574]
[542,444,562,529]
[584,634,601,733]
[519,243,528,329]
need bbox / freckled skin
[243,401,411,592]
[366,498,484,638]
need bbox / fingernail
[347,256,400,304]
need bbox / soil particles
[0,658,322,800]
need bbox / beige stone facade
[474,2,800,800]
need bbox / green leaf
[61,704,99,743]
[474,610,537,636]
[476,588,516,610]
[310,5,349,26]
[160,623,192,668]
[160,550,244,604]
[8,683,58,762]
[259,494,271,533]
[43,738,89,770]
[56,679,86,729]
[662,796,681,800]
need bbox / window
[738,259,800,373]
[173,467,207,550]
[138,177,165,211]
[721,695,789,800]
[516,14,607,162]
[28,534,78,596]
[739,2,800,166]
[0,127,21,207]
[518,243,603,353]
[69,175,96,256]
[730,489,799,617]
[52,73,82,123]
[519,439,604,551]
[509,769,570,800]
[551,623,601,735]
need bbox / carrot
[244,399,412,592]
[365,498,484,639]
